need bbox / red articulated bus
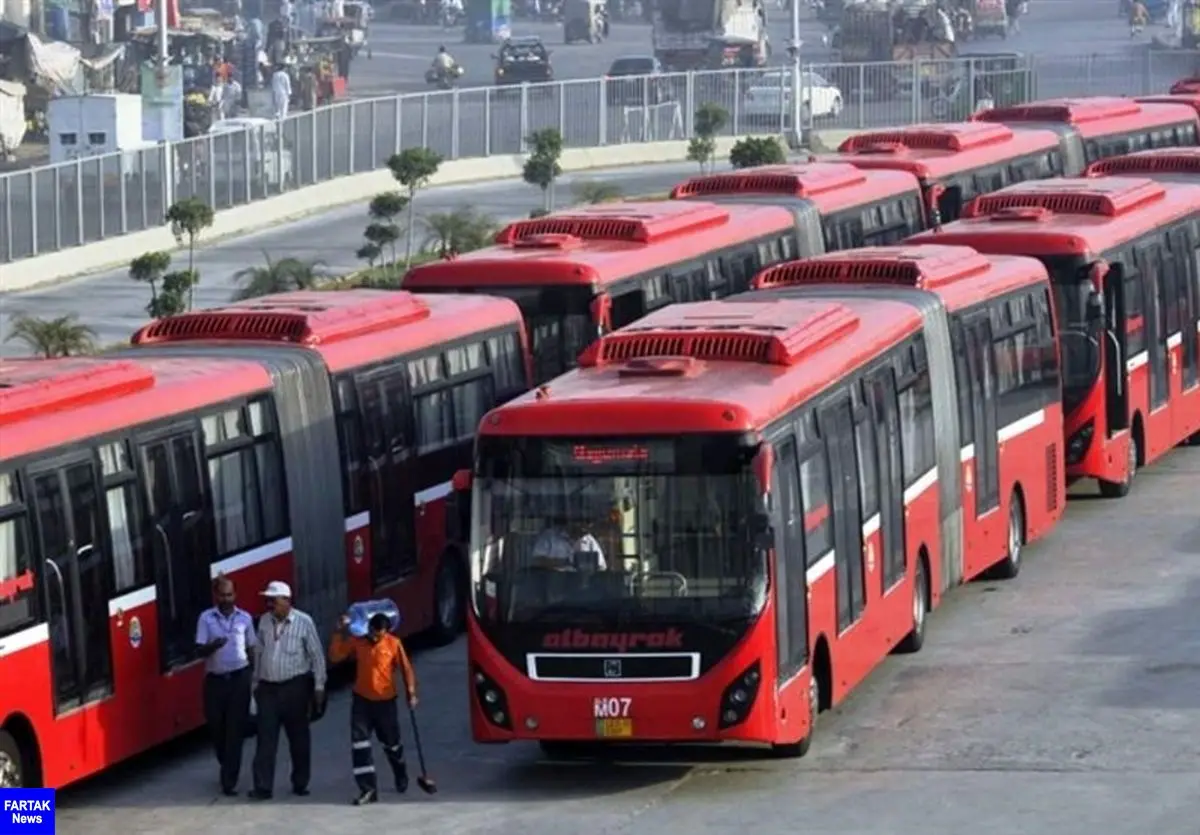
[974,97,1200,168]
[1085,147,1200,181]
[668,163,930,250]
[0,290,531,790]
[750,245,1065,582]
[908,177,1200,496]
[815,121,1071,223]
[403,201,802,383]
[462,275,1048,755]
[1170,77,1200,95]
[1134,92,1200,121]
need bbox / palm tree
[420,207,499,257]
[231,253,327,301]
[4,314,96,358]
[572,180,624,204]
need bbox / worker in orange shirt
[329,611,418,805]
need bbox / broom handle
[408,704,429,773]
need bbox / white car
[742,70,844,124]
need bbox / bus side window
[896,339,936,487]
[797,412,833,565]
[487,331,527,396]
[950,318,974,450]
[772,436,808,679]
[98,440,152,595]
[410,354,453,454]
[1033,288,1060,393]
[852,383,879,522]
[0,472,36,636]
[446,342,494,442]
[334,376,368,516]
[202,402,288,557]
[1125,268,1148,357]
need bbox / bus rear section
[0,356,286,788]
[464,293,963,754]
[1086,147,1200,181]
[402,201,801,383]
[907,176,1200,496]
[975,97,1200,168]
[669,163,928,250]
[130,290,531,645]
[750,244,1065,582]
[816,121,1070,222]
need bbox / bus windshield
[1043,255,1102,412]
[471,435,768,627]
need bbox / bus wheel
[993,492,1025,580]
[428,553,464,646]
[0,730,26,788]
[896,556,928,654]
[1099,432,1139,498]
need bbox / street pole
[789,0,802,150]
[156,0,169,67]
[155,0,175,208]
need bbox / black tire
[1099,432,1139,498]
[772,673,819,758]
[992,493,1025,580]
[427,553,465,646]
[0,729,29,788]
[896,557,928,654]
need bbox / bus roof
[480,296,921,436]
[401,201,798,290]
[750,244,1048,312]
[130,289,525,374]
[1085,147,1200,178]
[0,356,272,461]
[974,96,1199,137]
[905,177,1200,258]
[1134,93,1200,118]
[1171,77,1200,95]
[812,121,1061,180]
[668,163,921,212]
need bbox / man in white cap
[248,580,327,800]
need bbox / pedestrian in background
[195,575,256,796]
[248,581,327,801]
[329,611,418,805]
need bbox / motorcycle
[425,63,466,89]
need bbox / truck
[831,0,956,98]
[652,0,769,71]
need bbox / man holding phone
[196,575,258,796]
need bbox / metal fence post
[558,81,567,139]
[452,89,461,159]
[685,71,695,137]
[394,94,403,155]
[520,84,529,151]
[328,108,337,181]
[3,176,12,260]
[598,77,606,145]
[30,170,40,255]
[910,60,921,124]
[421,94,430,148]
[74,160,85,246]
[369,100,378,167]
[484,87,492,155]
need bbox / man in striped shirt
[249,581,327,801]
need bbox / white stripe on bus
[1126,351,1148,373]
[1166,332,1183,349]
[0,623,50,660]
[960,444,975,463]
[997,409,1045,444]
[344,511,370,532]
[211,537,294,579]
[415,480,454,505]
[1196,320,1200,334]
[805,550,835,585]
[862,513,881,539]
[903,467,938,506]
[108,584,157,617]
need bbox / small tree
[232,254,326,301]
[154,270,199,318]
[572,180,623,204]
[523,128,564,212]
[165,197,214,310]
[388,148,442,267]
[129,250,173,319]
[367,191,408,265]
[356,243,383,268]
[5,314,96,357]
[421,206,498,257]
[729,136,788,169]
[687,103,729,173]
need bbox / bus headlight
[718,660,762,729]
[1066,420,1095,465]
[473,666,512,730]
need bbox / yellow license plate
[594,718,633,738]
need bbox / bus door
[1137,246,1170,412]
[771,436,808,685]
[1103,268,1131,438]
[139,427,213,671]
[963,313,1000,518]
[1170,228,1199,393]
[818,394,866,636]
[356,367,417,591]
[29,457,114,714]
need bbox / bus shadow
[1078,574,1200,710]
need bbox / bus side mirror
[452,469,473,492]
[1088,260,1109,293]
[752,444,774,495]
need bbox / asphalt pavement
[48,448,1200,835]
[0,160,707,351]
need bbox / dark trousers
[350,693,407,793]
[203,666,252,790]
[252,674,313,793]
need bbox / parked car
[742,70,843,125]
[605,55,676,106]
